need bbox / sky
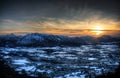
[0,0,120,36]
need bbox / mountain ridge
[0,33,120,47]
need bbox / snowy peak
[0,33,120,47]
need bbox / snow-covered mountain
[0,33,120,47]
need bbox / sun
[92,26,103,31]
[91,26,104,36]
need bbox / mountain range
[0,33,120,47]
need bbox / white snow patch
[88,58,97,60]
[37,69,52,73]
[16,66,36,72]
[12,59,29,65]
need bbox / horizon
[0,29,120,37]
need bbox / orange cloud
[0,15,120,36]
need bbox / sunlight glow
[91,26,104,36]
[92,26,103,31]
[92,30,103,35]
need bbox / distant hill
[0,33,120,47]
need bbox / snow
[12,59,30,65]
[88,58,97,60]
[54,71,91,78]
[3,56,10,59]
[95,68,103,75]
[37,69,52,73]
[0,44,120,77]
[4,48,18,52]
[63,72,85,78]
[65,56,78,60]
[80,75,85,78]
[80,66,89,68]
[16,66,36,72]
[2,51,9,54]
[56,54,76,58]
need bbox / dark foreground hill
[96,65,120,78]
[0,33,120,47]
[0,56,35,78]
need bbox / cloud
[0,19,32,31]
[0,15,120,35]
[25,16,120,30]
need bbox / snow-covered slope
[0,45,120,77]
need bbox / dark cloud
[0,0,120,20]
